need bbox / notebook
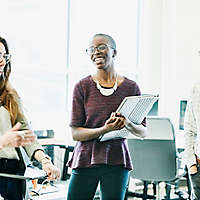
[98,94,159,142]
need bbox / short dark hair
[92,33,116,49]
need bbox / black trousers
[190,166,200,200]
[0,158,26,200]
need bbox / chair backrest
[128,116,177,182]
[33,129,54,139]
[145,116,175,140]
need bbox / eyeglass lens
[87,44,108,55]
[0,53,11,62]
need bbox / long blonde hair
[0,36,24,125]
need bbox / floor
[28,176,190,200]
[126,177,190,200]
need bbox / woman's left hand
[42,162,61,180]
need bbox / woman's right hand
[104,112,125,132]
[190,165,198,175]
[0,122,36,149]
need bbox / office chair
[125,116,191,200]
[38,144,74,181]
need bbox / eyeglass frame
[0,53,11,63]
[86,43,115,55]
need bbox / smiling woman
[66,33,147,200]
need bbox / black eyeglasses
[0,53,11,63]
[86,44,115,55]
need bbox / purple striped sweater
[68,75,146,170]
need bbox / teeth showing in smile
[94,57,104,63]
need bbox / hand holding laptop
[104,112,126,132]
[99,94,158,142]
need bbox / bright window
[0,0,68,141]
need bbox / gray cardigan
[0,106,43,160]
[184,82,200,168]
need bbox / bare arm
[125,118,147,138]
[72,113,126,141]
[34,150,61,180]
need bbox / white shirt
[0,106,42,159]
[184,82,200,168]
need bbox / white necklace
[96,77,118,96]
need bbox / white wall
[138,0,163,95]
[176,0,200,98]
[138,0,200,129]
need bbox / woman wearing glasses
[67,33,147,200]
[0,36,60,200]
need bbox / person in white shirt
[0,36,60,200]
[184,82,200,200]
